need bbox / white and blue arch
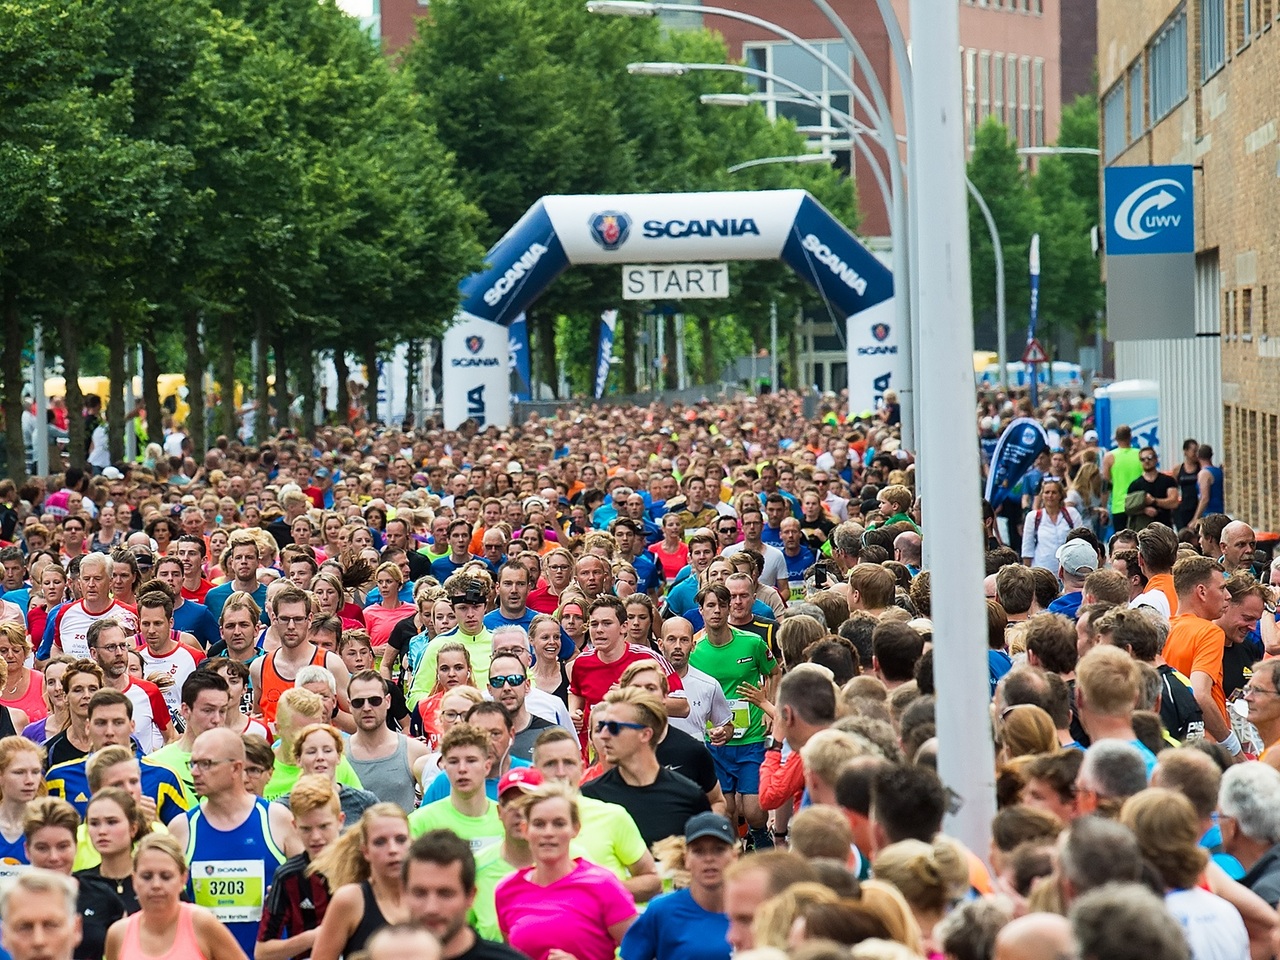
[442,190,899,427]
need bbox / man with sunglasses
[347,669,431,814]
[484,653,552,762]
[582,688,710,847]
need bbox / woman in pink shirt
[496,785,637,960]
[362,562,415,651]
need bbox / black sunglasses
[350,695,385,709]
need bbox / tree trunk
[663,312,677,391]
[535,312,557,400]
[622,314,637,394]
[273,333,289,434]
[298,327,316,439]
[362,340,379,424]
[1,281,26,483]
[333,348,349,426]
[183,310,205,457]
[107,322,126,463]
[140,332,162,460]
[788,306,801,393]
[218,314,238,440]
[405,340,418,428]
[58,314,86,471]
[253,310,269,444]
[699,316,715,384]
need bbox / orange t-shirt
[1164,614,1227,722]
[1144,572,1179,617]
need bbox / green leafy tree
[967,118,1038,352]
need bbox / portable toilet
[1095,380,1161,456]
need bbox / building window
[1243,288,1254,336]
[1201,0,1226,79]
[741,41,854,146]
[1149,9,1189,122]
[1019,57,1031,147]
[1103,82,1126,162]
[1239,0,1253,45]
[966,48,978,145]
[993,53,1005,125]
[1033,58,1045,145]
[1128,59,1145,140]
[1005,58,1018,137]
[979,51,991,119]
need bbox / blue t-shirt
[1,587,30,615]
[620,887,730,960]
[1047,591,1083,620]
[663,576,700,617]
[420,757,532,805]
[631,553,664,594]
[782,545,816,583]
[203,581,268,623]
[484,608,535,633]
[761,525,783,547]
[173,600,220,650]
[430,555,476,583]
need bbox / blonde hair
[277,688,326,736]
[86,745,135,792]
[753,882,839,949]
[308,803,408,889]
[857,880,925,955]
[871,838,969,914]
[519,782,581,830]
[135,831,187,873]
[375,561,405,588]
[431,642,474,696]
[997,704,1058,759]
[22,797,79,842]
[800,729,868,788]
[0,622,30,655]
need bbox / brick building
[1099,0,1278,526]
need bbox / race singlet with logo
[0,833,27,880]
[184,798,285,956]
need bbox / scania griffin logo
[871,322,890,342]
[588,211,632,251]
[466,335,484,355]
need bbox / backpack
[1031,506,1077,553]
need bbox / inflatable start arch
[442,190,899,427]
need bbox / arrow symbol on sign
[1113,178,1183,242]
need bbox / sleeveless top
[0,669,45,723]
[183,797,286,958]
[0,825,28,880]
[121,902,204,960]
[343,881,390,958]
[1109,447,1144,514]
[348,736,416,813]
[260,645,327,723]
[0,707,17,740]
[1174,463,1201,526]
[1205,465,1225,516]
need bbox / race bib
[727,698,750,740]
[190,859,265,923]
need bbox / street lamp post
[725,153,835,174]
[592,0,917,448]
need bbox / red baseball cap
[497,767,544,798]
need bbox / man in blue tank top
[167,728,302,957]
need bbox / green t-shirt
[407,629,495,709]
[576,795,649,879]
[264,755,363,802]
[688,627,776,743]
[407,796,502,855]
[149,741,193,794]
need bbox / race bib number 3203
[190,859,265,923]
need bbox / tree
[967,118,1038,352]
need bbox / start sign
[622,263,730,300]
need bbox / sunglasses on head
[595,719,647,735]
[489,674,527,689]
[350,695,385,709]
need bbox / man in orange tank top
[1163,556,1236,759]
[250,584,350,725]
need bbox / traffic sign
[1022,339,1049,364]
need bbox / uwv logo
[1113,178,1185,242]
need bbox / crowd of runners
[0,386,1272,960]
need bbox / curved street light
[726,154,836,173]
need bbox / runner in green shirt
[407,723,502,856]
[689,582,777,851]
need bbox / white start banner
[621,263,730,300]
[442,313,511,429]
